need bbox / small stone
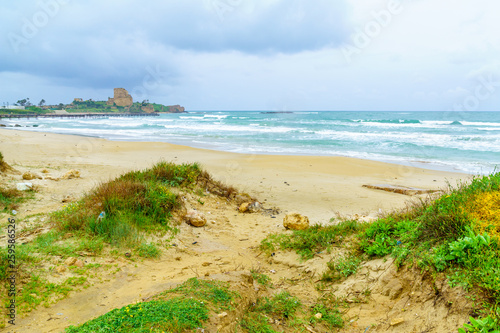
[283,212,310,230]
[62,169,81,179]
[41,169,50,174]
[218,312,228,318]
[184,209,207,227]
[56,266,67,273]
[239,201,262,213]
[74,259,84,268]
[239,202,251,213]
[64,257,77,266]
[390,318,404,326]
[22,171,41,180]
[314,313,322,319]
[202,262,212,267]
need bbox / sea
[3,111,500,175]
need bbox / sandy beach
[0,128,472,332]
[1,129,467,222]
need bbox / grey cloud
[0,0,349,94]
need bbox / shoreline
[0,126,475,175]
[1,128,468,223]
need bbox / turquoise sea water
[3,111,500,174]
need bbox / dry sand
[0,129,467,222]
[0,129,473,332]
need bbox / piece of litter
[11,210,17,215]
[270,269,276,274]
[16,182,33,191]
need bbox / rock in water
[283,212,310,230]
[185,209,207,227]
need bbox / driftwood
[362,184,441,196]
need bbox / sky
[1,0,499,111]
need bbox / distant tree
[16,98,27,106]
[25,98,32,107]
[39,99,46,107]
[57,103,64,110]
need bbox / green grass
[0,108,50,115]
[240,312,279,333]
[251,269,272,288]
[356,173,500,308]
[261,219,364,260]
[51,161,236,248]
[0,186,25,211]
[1,151,33,211]
[321,254,363,282]
[260,172,500,330]
[65,298,209,332]
[161,277,238,312]
[0,161,240,321]
[66,278,237,332]
[309,304,343,329]
[240,291,303,332]
[28,230,105,257]
[255,291,302,319]
[135,242,161,258]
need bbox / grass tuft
[66,278,238,332]
[261,219,364,260]
[50,161,237,248]
[261,172,500,327]
[65,298,208,332]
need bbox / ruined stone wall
[113,88,133,107]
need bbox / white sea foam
[3,111,498,174]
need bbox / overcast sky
[1,0,499,111]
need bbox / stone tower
[113,88,133,107]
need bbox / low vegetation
[0,152,35,211]
[0,106,50,115]
[0,161,238,321]
[4,155,500,331]
[51,161,235,247]
[261,172,500,331]
[65,278,237,332]
[68,100,174,113]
